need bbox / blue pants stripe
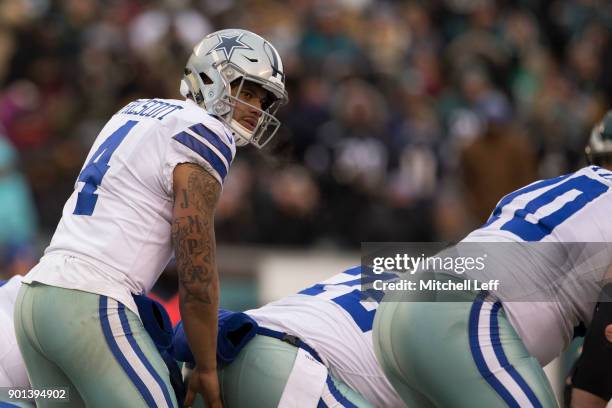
[117,303,174,407]
[469,296,521,407]
[99,296,156,407]
[490,302,542,408]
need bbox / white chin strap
[230,119,254,147]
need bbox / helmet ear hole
[199,72,213,85]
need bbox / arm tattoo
[172,165,221,305]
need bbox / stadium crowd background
[0,0,611,281]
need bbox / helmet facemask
[225,73,285,148]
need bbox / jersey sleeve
[162,113,236,195]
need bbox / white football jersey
[23,98,236,313]
[0,275,29,388]
[246,267,405,408]
[462,165,612,364]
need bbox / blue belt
[255,327,323,364]
[256,327,361,408]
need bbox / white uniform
[0,275,29,388]
[462,165,612,364]
[23,98,236,313]
[246,267,405,408]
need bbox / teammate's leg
[195,335,373,408]
[13,284,86,408]
[466,296,558,407]
[373,300,436,408]
[373,291,558,408]
[15,283,178,407]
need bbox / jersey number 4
[74,120,139,215]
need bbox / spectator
[458,79,537,225]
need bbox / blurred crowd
[0,0,611,276]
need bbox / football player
[568,113,612,408]
[372,113,612,408]
[174,266,405,408]
[13,28,287,408]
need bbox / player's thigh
[12,293,84,407]
[373,299,437,408]
[463,299,558,407]
[215,335,371,408]
[14,345,82,408]
[217,335,297,407]
[62,294,177,408]
[22,285,177,407]
[374,296,557,407]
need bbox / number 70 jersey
[462,165,612,365]
[23,98,236,313]
[467,165,612,242]
[246,267,405,408]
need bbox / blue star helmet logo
[206,33,254,60]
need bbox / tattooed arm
[172,163,222,408]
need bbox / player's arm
[172,163,222,408]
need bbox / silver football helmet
[181,28,288,148]
[585,111,612,165]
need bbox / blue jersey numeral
[74,120,139,215]
[299,269,395,332]
[484,174,608,241]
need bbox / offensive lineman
[372,114,612,407]
[174,266,405,408]
[13,28,288,408]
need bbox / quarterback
[13,28,287,408]
[373,115,612,407]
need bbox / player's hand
[184,366,222,408]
